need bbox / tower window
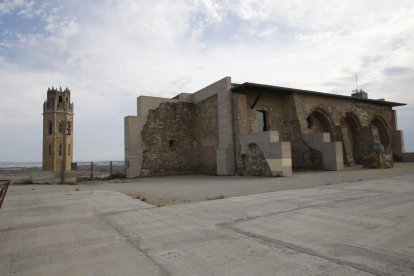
[58,96,63,104]
[67,121,71,135]
[59,122,62,133]
[68,144,71,156]
[168,140,176,148]
[59,143,62,156]
[48,121,53,135]
[256,110,268,132]
[48,144,51,156]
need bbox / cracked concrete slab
[1,173,414,275]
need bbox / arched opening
[370,117,390,150]
[342,113,362,165]
[59,143,62,156]
[306,109,334,138]
[58,96,63,104]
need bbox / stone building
[42,87,74,171]
[124,77,405,178]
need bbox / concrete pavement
[1,173,414,275]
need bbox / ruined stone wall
[141,102,198,176]
[233,91,319,170]
[241,143,272,176]
[293,94,394,134]
[195,95,219,174]
[233,90,398,170]
[293,94,395,165]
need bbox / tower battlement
[43,86,74,113]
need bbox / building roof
[231,82,406,107]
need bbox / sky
[0,0,413,162]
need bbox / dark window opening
[59,143,62,156]
[256,110,268,132]
[67,121,71,135]
[306,116,313,129]
[169,140,176,148]
[59,122,62,133]
[48,144,51,156]
[58,96,63,104]
[48,121,53,135]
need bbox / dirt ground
[6,162,414,206]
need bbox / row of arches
[305,109,390,166]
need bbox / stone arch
[341,112,362,165]
[370,116,390,150]
[306,108,335,138]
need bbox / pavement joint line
[97,211,171,276]
[319,187,396,194]
[219,223,385,276]
[0,216,93,232]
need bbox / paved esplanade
[1,174,414,275]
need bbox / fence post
[110,161,113,177]
[91,162,94,181]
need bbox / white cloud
[1,0,414,161]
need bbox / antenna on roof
[351,73,368,99]
[355,74,358,90]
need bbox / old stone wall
[233,91,318,170]
[141,102,198,176]
[233,91,295,172]
[241,143,272,176]
[195,95,219,174]
[233,89,398,171]
[293,93,395,166]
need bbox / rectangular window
[48,121,53,135]
[256,111,268,132]
[68,144,71,156]
[168,140,175,148]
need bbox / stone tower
[42,87,74,171]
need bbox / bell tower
[42,87,74,171]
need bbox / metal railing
[72,161,125,181]
[0,180,10,209]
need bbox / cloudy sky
[1,0,413,162]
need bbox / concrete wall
[240,131,292,176]
[30,171,77,184]
[195,95,219,174]
[192,77,235,175]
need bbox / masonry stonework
[125,77,406,178]
[43,87,74,171]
